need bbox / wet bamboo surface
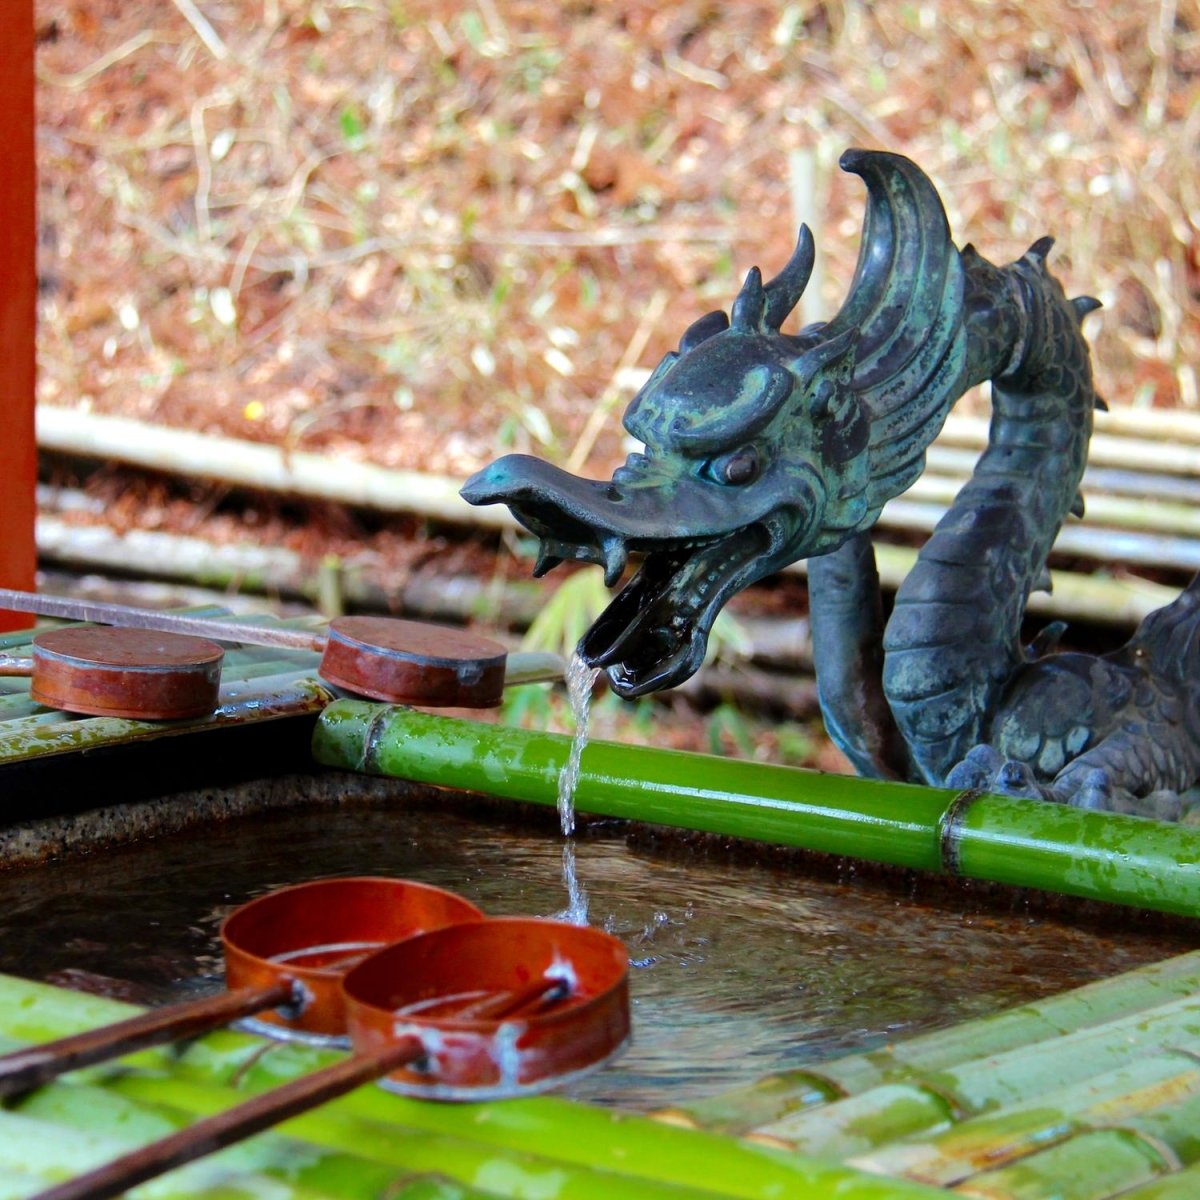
[3,952,1200,1198]
[0,607,332,765]
[657,947,1200,1198]
[314,703,1200,917]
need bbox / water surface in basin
[0,801,1187,1107]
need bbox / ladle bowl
[345,916,631,1099]
[32,914,632,1200]
[221,875,484,1039]
[318,615,509,707]
[0,875,484,1099]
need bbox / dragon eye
[711,446,760,486]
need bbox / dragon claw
[1061,768,1113,811]
[946,744,1004,790]
[996,760,1045,799]
[945,746,1058,802]
[947,749,1193,821]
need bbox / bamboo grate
[2,952,1200,1198]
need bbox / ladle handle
[0,588,326,653]
[34,1037,424,1200]
[0,654,33,677]
[452,975,571,1021]
[0,980,295,1099]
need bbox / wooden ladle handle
[0,980,294,1099]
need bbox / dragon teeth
[533,542,566,577]
[601,537,629,587]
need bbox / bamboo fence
[35,407,1200,627]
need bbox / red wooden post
[0,0,37,629]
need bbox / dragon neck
[880,243,1098,784]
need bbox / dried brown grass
[35,0,1200,478]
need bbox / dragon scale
[880,244,1100,784]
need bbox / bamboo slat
[0,668,333,767]
[0,1107,360,1200]
[794,544,1182,628]
[1116,1162,1200,1199]
[938,413,1200,471]
[927,444,1164,493]
[753,992,1200,1152]
[7,957,1200,1200]
[879,498,1200,572]
[18,1075,709,1200]
[851,1052,1200,1184]
[673,950,1200,1133]
[949,1127,1170,1200]
[106,1073,750,1200]
[901,474,1200,536]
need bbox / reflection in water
[0,803,1186,1108]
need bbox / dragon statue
[462,149,1200,822]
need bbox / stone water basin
[0,788,1186,1109]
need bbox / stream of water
[555,652,599,925]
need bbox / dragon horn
[762,224,816,331]
[805,150,967,516]
[820,149,958,391]
[730,266,767,332]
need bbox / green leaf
[339,106,367,149]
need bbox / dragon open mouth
[461,453,797,697]
[579,524,773,696]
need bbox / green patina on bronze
[462,149,1200,819]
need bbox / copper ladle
[0,588,562,717]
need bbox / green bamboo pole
[953,1127,1170,1200]
[0,975,949,1200]
[310,702,1200,915]
[0,1108,341,1200]
[851,1050,1200,1185]
[754,991,1200,1153]
[1117,1162,1200,1199]
[312,701,960,872]
[15,1081,507,1200]
[678,949,1200,1134]
[951,792,1200,908]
